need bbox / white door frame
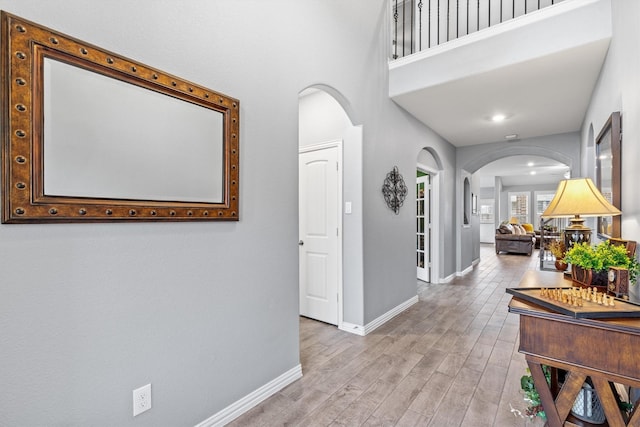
[299,140,343,327]
[418,163,440,283]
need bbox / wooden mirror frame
[595,112,621,238]
[1,12,240,223]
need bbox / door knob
[298,240,304,246]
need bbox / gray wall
[582,0,640,246]
[364,108,456,320]
[0,1,457,425]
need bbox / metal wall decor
[382,166,407,214]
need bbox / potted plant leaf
[564,241,640,288]
[521,366,550,421]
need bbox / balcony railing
[391,0,564,59]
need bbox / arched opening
[298,86,365,333]
[416,147,443,283]
[474,155,571,226]
[456,139,580,273]
[464,146,574,176]
[463,177,471,226]
[473,154,571,265]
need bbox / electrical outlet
[133,384,152,416]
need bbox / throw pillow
[498,223,513,234]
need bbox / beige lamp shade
[542,178,620,229]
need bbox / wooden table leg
[556,371,589,422]
[526,358,588,427]
[592,376,626,427]
[527,359,563,427]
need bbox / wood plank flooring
[228,245,547,426]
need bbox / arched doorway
[473,154,571,231]
[298,86,364,332]
[417,148,442,284]
[456,138,580,274]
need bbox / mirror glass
[596,112,621,238]
[44,58,224,203]
[596,128,612,235]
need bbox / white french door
[298,145,340,325]
[417,173,431,282]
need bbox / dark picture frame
[595,112,621,238]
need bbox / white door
[479,198,495,243]
[299,146,339,325]
[417,173,431,282]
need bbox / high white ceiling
[389,0,611,187]
[391,40,609,147]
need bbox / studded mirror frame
[1,12,240,223]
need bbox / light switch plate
[345,202,352,214]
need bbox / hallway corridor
[229,245,546,426]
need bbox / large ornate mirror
[1,12,239,222]
[595,111,621,238]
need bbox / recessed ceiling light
[492,114,506,122]
[505,134,518,140]
[527,162,534,167]
[530,171,537,175]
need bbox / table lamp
[541,178,621,248]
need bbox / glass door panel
[417,173,430,282]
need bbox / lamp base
[565,227,592,249]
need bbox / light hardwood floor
[228,244,547,426]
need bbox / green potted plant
[520,366,550,421]
[564,241,640,287]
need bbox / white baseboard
[196,296,416,425]
[364,295,419,335]
[339,322,366,336]
[457,264,474,276]
[195,364,302,427]
[339,295,419,336]
[441,273,455,283]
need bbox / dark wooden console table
[509,270,640,427]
